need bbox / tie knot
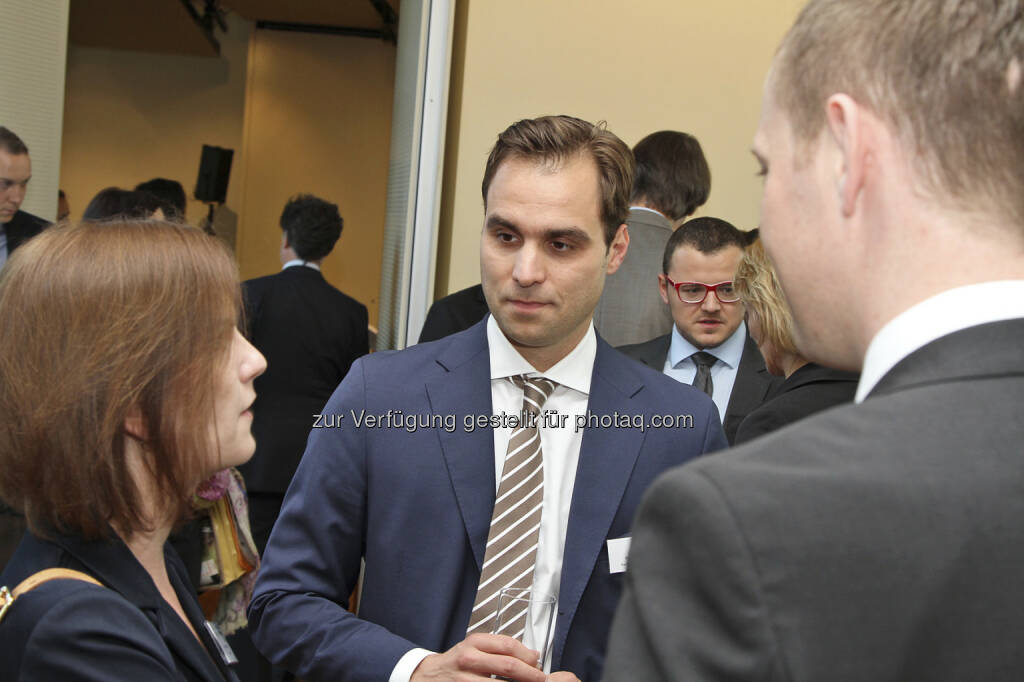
[510,375,557,416]
[692,351,717,369]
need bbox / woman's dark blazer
[0,531,238,681]
[734,363,859,444]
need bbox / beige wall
[1,0,69,223]
[234,28,396,327]
[438,0,805,295]
[60,13,251,228]
[61,16,395,327]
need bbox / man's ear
[124,406,147,441]
[825,94,869,218]
[606,223,629,274]
[658,273,671,305]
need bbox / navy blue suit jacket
[249,318,726,681]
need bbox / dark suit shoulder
[419,284,489,343]
[244,269,367,321]
[363,320,486,381]
[733,364,857,444]
[616,334,671,368]
[12,210,48,230]
[5,210,49,251]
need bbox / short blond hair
[734,238,798,358]
[773,0,1024,226]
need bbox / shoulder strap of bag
[0,568,103,624]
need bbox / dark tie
[691,351,716,397]
[467,375,557,638]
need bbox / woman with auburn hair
[732,235,858,444]
[0,221,265,680]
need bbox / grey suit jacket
[604,318,1024,682]
[593,208,674,347]
[618,331,780,444]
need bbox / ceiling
[68,0,400,57]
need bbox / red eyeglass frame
[664,277,740,304]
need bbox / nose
[512,243,545,287]
[701,289,722,312]
[10,183,26,206]
[239,331,267,381]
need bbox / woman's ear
[124,405,147,441]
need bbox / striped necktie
[466,375,556,637]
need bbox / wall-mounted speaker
[194,145,234,204]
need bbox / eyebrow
[485,214,519,233]
[546,227,592,244]
[485,214,593,244]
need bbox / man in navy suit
[249,115,726,682]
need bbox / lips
[507,298,548,312]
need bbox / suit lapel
[424,321,496,570]
[554,340,646,665]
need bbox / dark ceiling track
[368,0,398,44]
[179,0,226,55]
[256,20,396,44]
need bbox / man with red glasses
[620,217,780,443]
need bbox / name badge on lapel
[606,536,631,574]
[204,620,239,665]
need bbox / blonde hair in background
[734,238,799,358]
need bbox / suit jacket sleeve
[13,582,182,680]
[603,467,784,681]
[247,358,420,682]
[733,407,787,445]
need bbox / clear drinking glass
[492,587,557,672]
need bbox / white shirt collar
[486,315,595,396]
[668,320,747,370]
[856,280,1024,402]
[282,259,320,271]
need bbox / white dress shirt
[391,316,595,680]
[856,281,1024,402]
[663,321,746,419]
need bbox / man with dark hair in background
[135,177,187,221]
[239,193,369,554]
[620,217,780,443]
[593,130,710,347]
[0,127,47,269]
[605,1,1024,680]
[249,116,725,682]
[0,126,48,570]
